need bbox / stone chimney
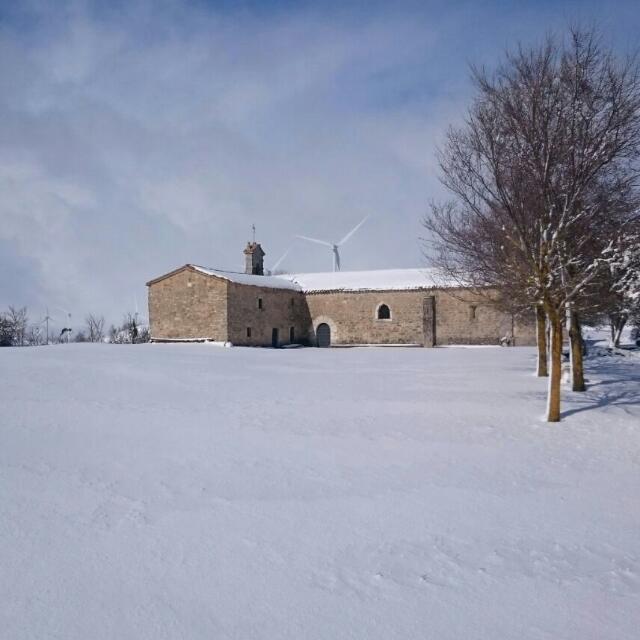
[244,242,265,275]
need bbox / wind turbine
[42,307,53,345]
[297,216,368,272]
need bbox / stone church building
[146,241,536,347]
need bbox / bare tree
[25,324,44,346]
[108,324,119,344]
[85,314,105,343]
[6,307,29,346]
[603,232,640,345]
[424,28,640,421]
[137,324,150,344]
[0,313,13,346]
[123,313,139,344]
[107,315,140,344]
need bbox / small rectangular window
[290,297,295,308]
[289,326,295,343]
[470,305,477,320]
[246,327,252,338]
[257,298,263,310]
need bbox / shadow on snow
[562,354,640,419]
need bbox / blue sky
[1,0,639,327]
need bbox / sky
[1,0,639,328]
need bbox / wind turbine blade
[338,215,369,246]
[296,235,333,248]
[271,246,293,272]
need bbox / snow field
[1,343,639,639]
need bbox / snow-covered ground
[1,343,639,639]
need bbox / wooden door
[316,323,331,348]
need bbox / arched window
[377,303,391,320]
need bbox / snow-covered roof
[190,266,302,291]
[283,268,453,293]
[149,264,457,292]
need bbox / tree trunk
[609,314,627,348]
[546,311,563,422]
[568,309,586,392]
[536,305,548,377]
[614,320,626,348]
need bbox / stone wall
[305,290,426,345]
[433,289,537,345]
[226,283,311,347]
[148,267,228,341]
[304,288,537,346]
[435,289,510,345]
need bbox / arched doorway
[316,323,331,348]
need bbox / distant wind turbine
[297,216,369,272]
[42,308,53,344]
